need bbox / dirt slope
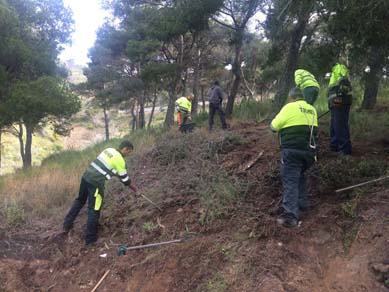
[1,122,389,292]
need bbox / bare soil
[1,122,389,292]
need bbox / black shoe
[63,223,73,233]
[277,215,298,228]
[299,206,310,213]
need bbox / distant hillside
[63,59,87,84]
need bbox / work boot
[63,223,73,233]
[277,214,298,228]
[299,206,311,213]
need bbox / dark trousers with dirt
[330,105,352,155]
[63,178,104,245]
[280,149,315,220]
[209,102,227,131]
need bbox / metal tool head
[117,245,127,256]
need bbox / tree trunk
[18,122,26,167]
[164,86,176,127]
[361,45,383,109]
[226,42,242,116]
[138,92,145,129]
[130,101,137,132]
[192,49,201,117]
[0,130,2,174]
[103,102,110,141]
[24,122,33,168]
[241,66,255,99]
[273,13,310,110]
[201,85,206,113]
[148,88,158,129]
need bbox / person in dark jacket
[63,140,137,245]
[208,81,228,131]
[271,87,318,227]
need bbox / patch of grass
[233,99,273,122]
[206,273,228,292]
[0,126,165,223]
[342,224,360,254]
[341,194,361,218]
[318,157,387,193]
[142,221,158,233]
[4,201,26,227]
[198,173,238,225]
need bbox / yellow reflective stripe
[91,162,111,179]
[94,188,102,211]
[121,176,130,182]
[97,156,117,174]
[295,70,319,89]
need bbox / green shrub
[4,201,26,227]
[142,221,158,232]
[233,99,273,122]
[318,157,387,192]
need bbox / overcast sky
[60,0,108,65]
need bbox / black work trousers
[63,177,104,245]
[209,103,227,131]
[330,105,352,155]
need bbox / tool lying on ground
[117,238,184,256]
[237,151,264,174]
[91,270,110,292]
[335,175,389,193]
[139,193,163,212]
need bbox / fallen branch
[91,270,110,292]
[238,151,264,173]
[335,175,389,193]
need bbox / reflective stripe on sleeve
[118,171,127,176]
[91,162,111,180]
[97,156,117,174]
[121,176,130,182]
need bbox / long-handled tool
[117,238,183,256]
[140,193,162,212]
[335,175,389,193]
[318,110,330,119]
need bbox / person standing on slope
[271,87,318,227]
[327,63,353,155]
[63,140,137,245]
[208,81,228,131]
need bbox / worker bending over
[63,140,137,245]
[294,69,320,105]
[175,94,193,129]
